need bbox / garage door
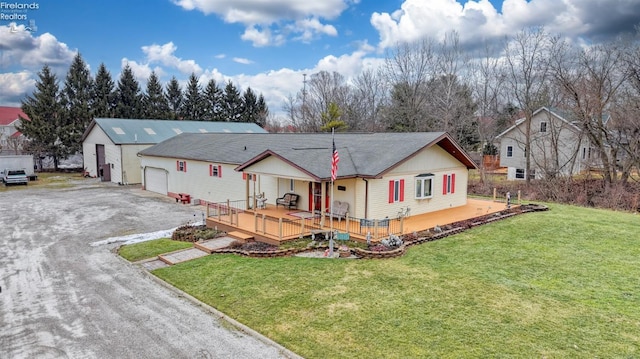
[145,167,168,195]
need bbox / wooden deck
[206,198,511,244]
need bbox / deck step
[227,231,254,241]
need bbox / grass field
[153,203,640,358]
[118,238,193,262]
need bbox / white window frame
[212,166,219,177]
[178,161,186,172]
[515,168,525,179]
[506,145,513,158]
[415,174,434,199]
[540,121,547,132]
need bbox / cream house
[81,118,266,184]
[138,132,477,220]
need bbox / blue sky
[1,0,639,119]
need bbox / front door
[308,182,330,212]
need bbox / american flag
[331,138,339,181]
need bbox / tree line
[18,54,269,169]
[281,28,640,188]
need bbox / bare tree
[349,69,388,131]
[548,37,628,185]
[503,27,552,183]
[470,43,507,152]
[382,38,436,131]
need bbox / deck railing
[206,199,247,225]
[207,201,405,241]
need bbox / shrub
[242,241,278,252]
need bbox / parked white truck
[0,155,36,181]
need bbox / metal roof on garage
[83,118,267,145]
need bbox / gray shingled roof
[139,132,477,180]
[82,118,266,145]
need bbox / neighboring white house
[138,132,477,220]
[0,106,27,155]
[496,107,599,180]
[81,118,266,184]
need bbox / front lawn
[119,238,192,262]
[153,203,640,358]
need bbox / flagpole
[329,128,335,257]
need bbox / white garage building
[81,118,266,185]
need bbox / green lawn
[119,238,193,262]
[153,203,640,358]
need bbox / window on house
[176,160,187,172]
[210,164,222,177]
[515,168,525,179]
[442,173,456,195]
[388,179,405,203]
[540,122,547,132]
[242,173,256,181]
[415,174,434,199]
[506,146,513,157]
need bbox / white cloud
[0,71,36,106]
[0,24,75,69]
[292,18,338,43]
[141,42,203,75]
[370,0,640,50]
[241,26,273,47]
[172,0,354,46]
[233,57,253,65]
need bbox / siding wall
[500,110,591,180]
[140,155,277,204]
[121,145,151,184]
[81,128,113,177]
[366,145,468,220]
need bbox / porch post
[320,182,327,227]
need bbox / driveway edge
[117,254,304,359]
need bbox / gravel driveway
[0,177,291,359]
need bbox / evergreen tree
[17,65,64,170]
[180,72,204,120]
[203,78,223,121]
[92,63,116,118]
[256,94,269,127]
[114,64,142,118]
[165,76,183,120]
[241,87,259,123]
[60,52,94,155]
[142,71,170,119]
[221,81,243,122]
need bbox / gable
[242,154,314,180]
[389,145,465,175]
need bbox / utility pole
[302,73,307,126]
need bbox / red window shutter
[218,165,222,177]
[176,161,179,171]
[252,174,256,181]
[184,161,187,172]
[399,179,405,202]
[443,174,448,194]
[242,172,247,180]
[451,173,456,193]
[209,164,213,176]
[388,180,395,203]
